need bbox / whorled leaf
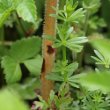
[90,38,110,68]
[66,37,88,52]
[67,8,85,23]
[83,0,101,14]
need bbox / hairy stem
[41,0,59,101]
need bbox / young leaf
[67,8,85,23]
[53,0,85,24]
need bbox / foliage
[53,26,88,52]
[90,39,110,68]
[0,89,29,110]
[82,0,101,14]
[78,71,110,93]
[75,38,110,93]
[16,0,37,23]
[0,0,110,110]
[1,37,42,84]
[32,83,73,110]
[9,77,41,100]
[0,0,37,27]
[47,60,79,88]
[51,0,85,24]
[78,90,110,110]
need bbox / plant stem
[41,0,59,101]
[77,9,90,68]
[0,27,4,45]
[62,46,66,61]
[84,10,90,36]
[0,41,12,46]
[15,13,26,37]
[62,46,67,82]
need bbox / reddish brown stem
[41,0,58,101]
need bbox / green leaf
[9,37,41,61]
[46,73,63,82]
[0,46,8,60]
[0,0,14,27]
[94,50,105,61]
[66,37,88,52]
[90,39,110,68]
[0,89,29,110]
[1,37,42,84]
[90,39,110,60]
[0,0,37,26]
[83,0,101,14]
[16,0,37,23]
[1,56,22,84]
[67,62,78,76]
[54,0,85,24]
[54,25,88,52]
[91,50,110,68]
[24,55,43,76]
[78,71,110,93]
[88,16,107,30]
[66,1,78,13]
[9,77,41,99]
[68,74,81,88]
[47,61,79,85]
[67,8,85,23]
[49,90,55,104]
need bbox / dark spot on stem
[47,45,55,54]
[41,59,45,73]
